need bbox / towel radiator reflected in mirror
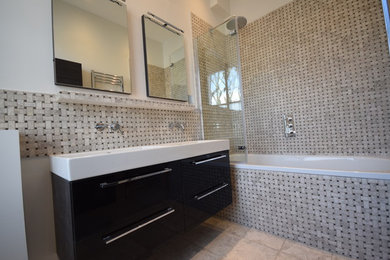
[91,70,124,92]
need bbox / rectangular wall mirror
[52,0,131,94]
[142,14,188,102]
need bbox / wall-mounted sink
[50,140,229,181]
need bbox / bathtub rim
[230,155,390,180]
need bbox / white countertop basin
[50,140,229,181]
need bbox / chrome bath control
[95,122,124,134]
[169,122,185,131]
[283,114,296,137]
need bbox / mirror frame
[51,0,131,95]
[141,14,188,102]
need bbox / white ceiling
[228,0,293,23]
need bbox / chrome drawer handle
[194,183,229,201]
[100,168,172,188]
[103,208,175,244]
[192,155,227,165]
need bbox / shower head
[226,16,247,31]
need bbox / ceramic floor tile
[190,249,222,260]
[150,219,356,260]
[183,224,224,248]
[275,252,302,260]
[204,232,242,257]
[204,216,235,231]
[281,240,332,260]
[149,234,204,260]
[223,239,279,260]
[224,222,250,238]
[244,228,286,250]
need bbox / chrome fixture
[146,12,184,35]
[169,122,185,131]
[95,122,108,131]
[103,208,175,244]
[210,15,247,33]
[91,70,124,92]
[283,114,296,137]
[194,183,229,201]
[237,146,246,151]
[109,123,124,134]
[109,0,124,6]
[100,168,172,188]
[226,16,247,30]
[192,154,227,165]
[95,122,124,134]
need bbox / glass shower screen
[194,17,247,163]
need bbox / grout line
[273,239,288,260]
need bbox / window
[208,67,241,111]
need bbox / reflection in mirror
[52,0,131,94]
[142,14,188,102]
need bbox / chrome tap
[95,122,108,131]
[108,123,124,134]
[169,122,185,131]
[95,122,124,134]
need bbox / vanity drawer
[185,181,232,229]
[75,207,180,260]
[181,151,230,200]
[71,162,183,242]
[180,150,232,229]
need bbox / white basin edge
[50,140,229,181]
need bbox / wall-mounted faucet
[169,122,185,131]
[95,122,124,134]
[283,114,296,137]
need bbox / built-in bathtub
[230,154,390,180]
[221,154,390,260]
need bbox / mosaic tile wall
[148,59,187,101]
[147,64,166,98]
[239,0,390,156]
[0,89,201,158]
[219,168,390,260]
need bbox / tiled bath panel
[0,89,201,158]
[239,0,390,156]
[218,168,390,260]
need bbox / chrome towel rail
[91,70,124,92]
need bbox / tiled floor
[147,217,355,260]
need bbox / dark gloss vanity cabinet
[181,152,232,230]
[52,150,231,260]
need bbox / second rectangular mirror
[142,14,188,102]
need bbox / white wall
[229,0,292,23]
[0,0,225,102]
[146,38,165,68]
[0,131,28,260]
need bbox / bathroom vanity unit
[50,140,231,260]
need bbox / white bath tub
[230,154,390,180]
